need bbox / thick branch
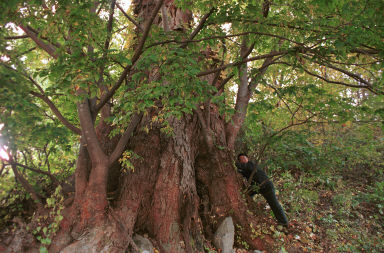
[25,26,62,49]
[262,0,271,18]
[77,99,107,164]
[0,162,6,177]
[95,0,164,112]
[18,25,58,59]
[235,39,251,117]
[225,40,253,149]
[109,113,143,166]
[226,47,277,148]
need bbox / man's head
[237,153,249,164]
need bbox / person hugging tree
[236,153,289,227]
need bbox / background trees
[1,0,383,252]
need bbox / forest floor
[231,166,384,253]
[1,165,383,253]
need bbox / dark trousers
[251,182,288,225]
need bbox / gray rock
[213,216,235,253]
[132,234,155,253]
[254,250,263,253]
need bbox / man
[236,153,289,226]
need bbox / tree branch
[1,63,81,134]
[18,25,58,59]
[256,114,317,161]
[350,48,379,55]
[265,82,295,118]
[301,66,379,93]
[0,162,6,177]
[323,62,373,87]
[24,26,62,49]
[270,114,316,138]
[197,50,288,77]
[302,54,376,87]
[116,3,143,32]
[8,156,43,207]
[95,0,164,112]
[30,91,81,135]
[97,0,116,92]
[4,35,29,40]
[104,0,117,52]
[248,53,282,91]
[109,113,143,166]
[270,60,381,94]
[5,161,58,181]
[147,31,303,50]
[77,98,108,164]
[214,74,235,96]
[235,39,251,116]
[186,8,215,41]
[14,47,37,58]
[225,39,255,148]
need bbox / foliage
[0,0,383,251]
[28,186,64,251]
[237,79,383,252]
[248,161,383,252]
[118,150,141,173]
[365,181,384,217]
[0,181,29,229]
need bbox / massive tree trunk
[52,111,271,252]
[49,1,273,252]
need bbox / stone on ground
[213,216,235,253]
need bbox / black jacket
[236,161,271,187]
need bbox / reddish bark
[115,115,205,252]
[51,110,274,252]
[149,149,183,252]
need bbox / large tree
[1,0,383,252]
